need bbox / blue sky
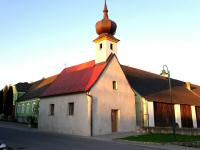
[0,0,200,89]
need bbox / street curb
[114,139,199,150]
[173,142,200,148]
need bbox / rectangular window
[18,105,21,113]
[49,104,54,116]
[68,103,74,116]
[32,104,34,113]
[26,104,30,113]
[99,43,103,49]
[110,43,113,50]
[113,81,118,90]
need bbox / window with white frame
[18,104,21,113]
[32,103,36,113]
[27,103,30,113]
[22,104,24,113]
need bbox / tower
[94,1,120,64]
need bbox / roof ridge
[121,64,184,83]
[85,54,115,91]
[121,64,163,78]
[190,89,200,98]
[63,60,95,73]
[17,75,58,102]
[35,74,58,89]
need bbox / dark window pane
[50,104,54,116]
[113,81,117,90]
[69,103,74,116]
[110,44,113,50]
[100,43,102,49]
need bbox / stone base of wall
[174,141,200,148]
[17,117,28,123]
[141,127,200,135]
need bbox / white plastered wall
[191,105,197,128]
[90,56,136,135]
[38,93,91,136]
[147,101,155,127]
[95,40,117,64]
[174,104,182,128]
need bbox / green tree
[3,85,9,114]
[0,90,3,114]
[4,86,13,116]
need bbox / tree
[4,86,13,116]
[0,90,3,114]
[3,85,9,115]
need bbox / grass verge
[8,146,13,150]
[122,134,200,143]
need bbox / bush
[0,114,7,121]
[7,115,14,121]
[3,86,13,117]
[27,116,37,128]
[27,116,35,124]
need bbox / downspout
[86,92,93,136]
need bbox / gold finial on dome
[103,0,108,19]
[95,0,117,36]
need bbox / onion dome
[96,0,117,36]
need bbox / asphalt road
[0,124,192,150]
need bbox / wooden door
[180,104,193,128]
[154,102,175,127]
[111,110,118,132]
[196,107,200,127]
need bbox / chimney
[186,82,191,91]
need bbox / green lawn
[122,134,200,143]
[8,146,13,150]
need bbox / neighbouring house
[3,82,33,118]
[38,2,136,136]
[13,82,34,103]
[16,75,57,123]
[190,84,200,127]
[122,65,200,130]
[0,82,32,119]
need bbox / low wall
[17,117,28,123]
[142,127,200,135]
[174,141,200,148]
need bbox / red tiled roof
[41,55,114,97]
[17,75,58,101]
